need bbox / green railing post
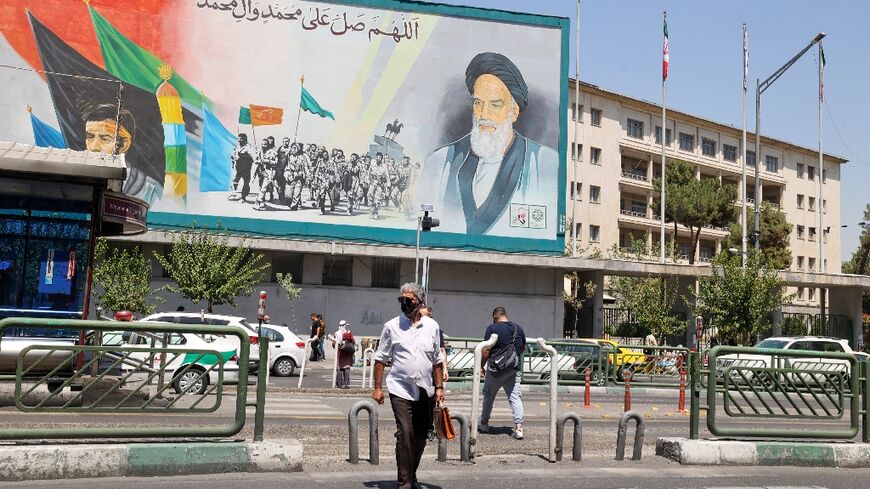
[254,336,269,442]
[863,360,870,444]
[689,351,700,440]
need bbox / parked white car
[258,325,306,377]
[717,336,854,387]
[101,330,240,394]
[139,313,260,369]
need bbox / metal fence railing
[0,317,267,441]
[690,346,870,442]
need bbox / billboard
[0,0,568,254]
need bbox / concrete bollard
[297,337,318,389]
[360,348,374,388]
[348,400,379,465]
[615,410,645,461]
[437,411,470,463]
[536,338,559,463]
[555,413,582,462]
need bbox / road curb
[0,439,303,481]
[656,437,870,467]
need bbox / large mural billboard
[0,0,568,254]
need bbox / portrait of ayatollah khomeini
[416,52,558,237]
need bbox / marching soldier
[230,133,256,202]
[275,137,292,204]
[255,136,278,211]
[285,142,306,210]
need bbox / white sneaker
[477,423,489,433]
[512,426,524,440]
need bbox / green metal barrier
[0,317,266,441]
[690,345,866,440]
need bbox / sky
[436,0,870,264]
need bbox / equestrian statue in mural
[384,119,403,141]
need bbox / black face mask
[398,296,418,315]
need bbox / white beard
[470,116,513,162]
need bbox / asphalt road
[4,463,870,489]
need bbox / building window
[575,223,582,238]
[797,256,805,270]
[571,143,583,161]
[808,196,816,211]
[571,104,584,122]
[823,228,829,243]
[679,132,695,152]
[591,108,602,126]
[823,199,827,213]
[765,155,779,173]
[322,256,353,286]
[796,194,804,209]
[371,257,400,288]
[809,257,817,271]
[797,287,804,300]
[590,147,602,165]
[626,119,644,139]
[809,227,817,242]
[574,182,582,200]
[797,163,805,178]
[808,165,816,180]
[746,150,756,167]
[654,126,672,145]
[809,288,816,301]
[702,137,717,157]
[589,225,600,243]
[723,144,737,162]
[589,185,601,203]
[822,169,827,183]
[271,253,303,282]
[797,225,805,239]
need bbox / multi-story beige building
[566,81,846,312]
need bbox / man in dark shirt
[309,313,322,361]
[479,306,526,439]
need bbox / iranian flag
[662,13,669,81]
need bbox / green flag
[88,5,207,109]
[300,86,335,120]
[239,106,252,124]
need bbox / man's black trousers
[389,389,433,489]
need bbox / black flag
[28,11,165,187]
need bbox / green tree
[92,238,161,316]
[609,238,686,339]
[654,160,737,264]
[155,227,269,313]
[696,252,793,345]
[843,204,870,313]
[275,272,303,329]
[561,272,597,336]
[724,202,793,270]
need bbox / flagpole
[659,11,667,263]
[818,41,824,274]
[741,24,748,268]
[570,0,581,256]
[294,75,304,144]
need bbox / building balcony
[621,169,649,182]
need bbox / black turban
[465,52,528,111]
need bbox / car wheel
[174,367,209,395]
[590,369,604,386]
[273,357,296,377]
[617,364,635,382]
[46,381,64,393]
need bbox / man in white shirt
[372,283,444,489]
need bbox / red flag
[663,13,669,81]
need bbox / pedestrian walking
[478,306,526,440]
[309,313,322,361]
[316,314,327,361]
[332,320,355,388]
[372,283,445,489]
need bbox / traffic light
[421,211,439,232]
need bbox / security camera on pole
[415,204,439,286]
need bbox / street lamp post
[753,32,825,250]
